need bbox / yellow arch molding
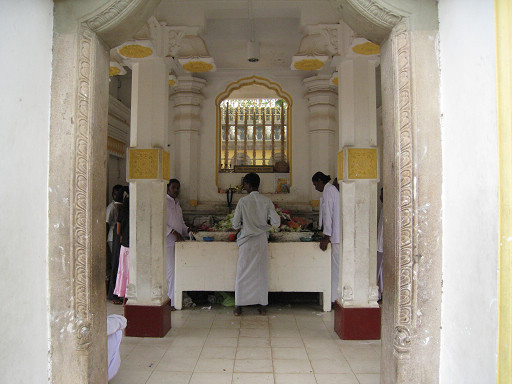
[496,0,512,382]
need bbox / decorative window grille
[219,98,289,172]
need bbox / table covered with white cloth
[174,241,331,311]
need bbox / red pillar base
[124,300,172,337]
[333,301,381,340]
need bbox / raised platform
[174,241,332,311]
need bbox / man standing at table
[166,178,190,310]
[232,173,280,316]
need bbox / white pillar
[304,75,338,205]
[127,58,169,307]
[169,76,206,208]
[338,57,379,309]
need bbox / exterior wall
[0,1,53,382]
[438,1,499,382]
[179,70,315,209]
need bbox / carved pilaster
[391,20,420,360]
[72,25,95,352]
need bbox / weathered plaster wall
[171,70,322,210]
[0,1,53,382]
[438,1,499,382]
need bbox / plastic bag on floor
[216,291,235,307]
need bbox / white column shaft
[338,58,379,307]
[128,58,169,306]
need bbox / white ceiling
[154,0,340,73]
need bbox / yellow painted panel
[311,200,320,207]
[129,149,159,179]
[347,148,378,179]
[189,200,198,207]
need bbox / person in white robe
[166,179,190,309]
[312,171,341,305]
[232,173,280,316]
[106,314,127,381]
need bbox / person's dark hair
[312,172,331,184]
[112,184,123,194]
[243,173,260,189]
[168,178,180,188]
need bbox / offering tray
[269,231,314,242]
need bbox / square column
[125,58,171,337]
[335,57,381,339]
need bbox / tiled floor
[108,302,380,384]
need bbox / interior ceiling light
[247,0,259,62]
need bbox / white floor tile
[310,358,352,374]
[234,359,273,373]
[356,373,381,384]
[239,327,270,338]
[155,356,198,372]
[109,368,152,384]
[315,373,359,384]
[270,337,304,348]
[273,359,313,374]
[272,347,308,360]
[204,336,238,347]
[232,373,274,384]
[274,373,317,384]
[189,372,232,384]
[238,336,271,347]
[347,359,380,374]
[146,371,192,384]
[194,358,234,373]
[200,346,237,359]
[236,347,272,360]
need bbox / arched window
[216,77,292,173]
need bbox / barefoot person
[231,173,280,316]
[312,171,340,305]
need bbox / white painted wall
[0,1,53,382]
[438,1,499,382]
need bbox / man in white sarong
[232,173,280,316]
[166,179,190,310]
[312,171,341,306]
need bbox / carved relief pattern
[321,27,339,56]
[129,149,159,179]
[168,30,186,57]
[347,148,378,179]
[342,285,353,301]
[344,0,402,30]
[73,26,94,351]
[393,21,415,356]
[368,285,379,302]
[86,0,132,32]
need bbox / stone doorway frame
[48,0,441,382]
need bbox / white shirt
[319,183,340,244]
[166,195,189,247]
[232,191,280,246]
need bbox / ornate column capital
[303,75,338,107]
[170,77,206,107]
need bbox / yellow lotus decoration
[119,44,153,58]
[293,59,324,71]
[352,42,380,55]
[109,66,121,76]
[169,79,176,86]
[182,61,214,73]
